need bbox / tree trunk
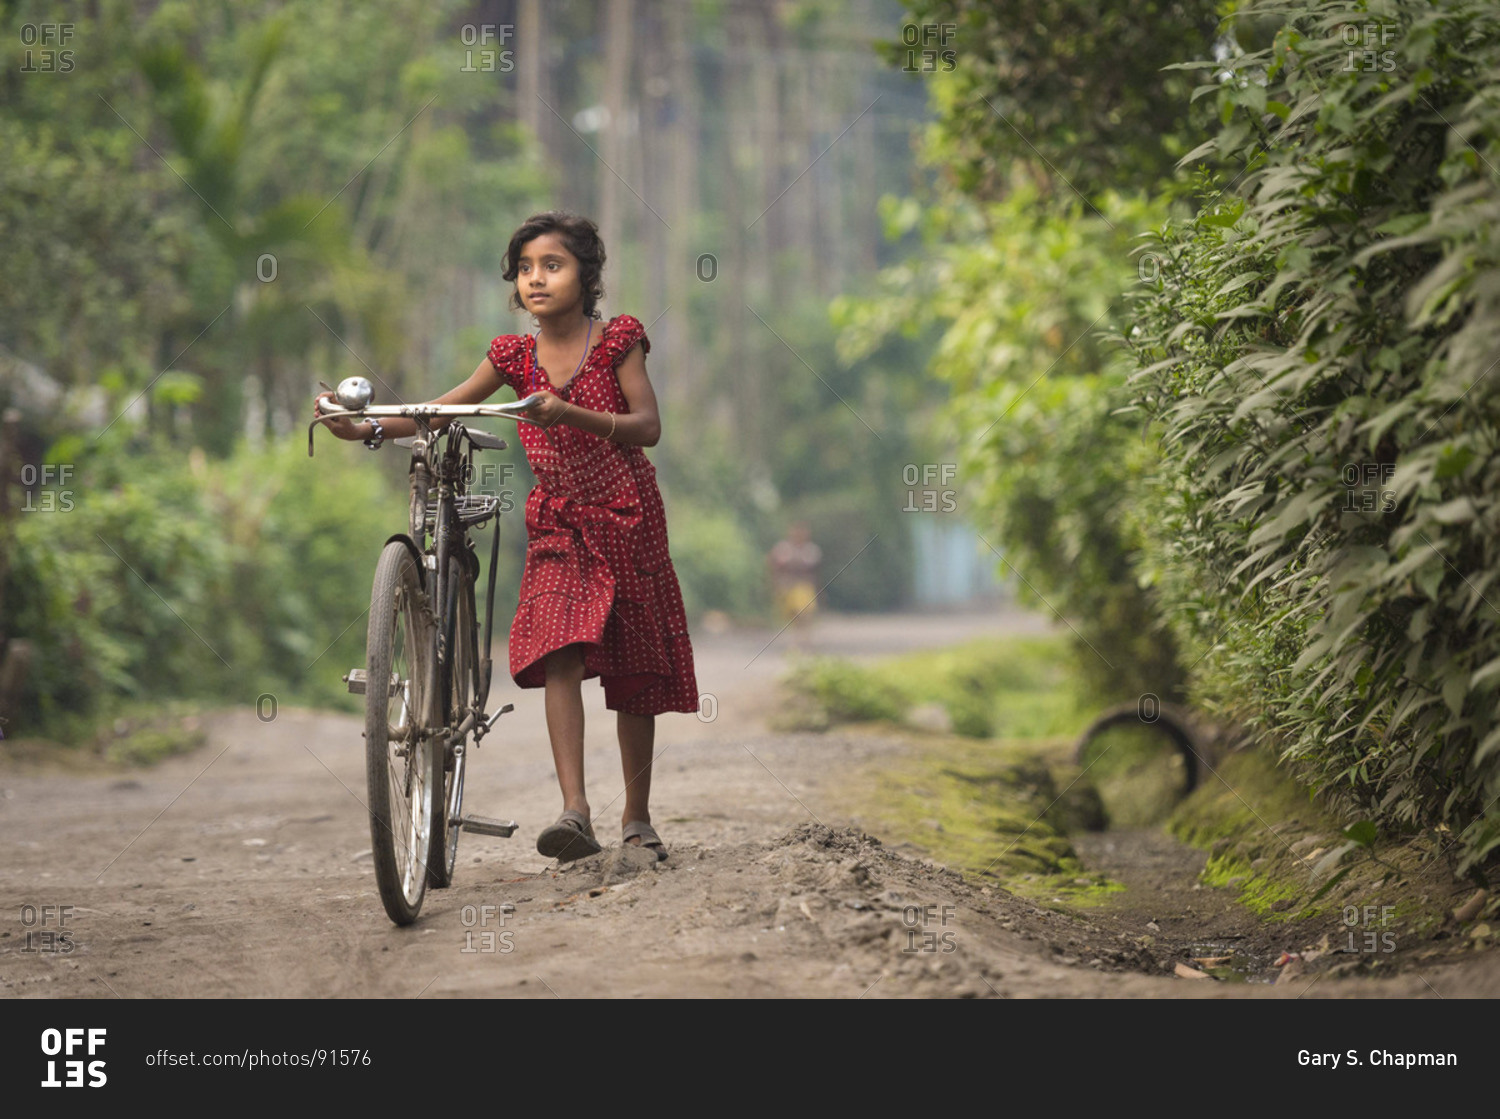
[517,0,543,148]
[666,5,699,410]
[598,0,634,253]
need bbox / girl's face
[515,232,584,319]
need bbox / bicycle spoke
[389,752,409,884]
[380,577,428,906]
[402,752,422,898]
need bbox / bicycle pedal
[458,815,517,838]
[481,703,515,732]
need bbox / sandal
[622,820,668,862]
[536,809,602,862]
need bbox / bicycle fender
[383,533,428,584]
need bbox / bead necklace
[528,317,593,395]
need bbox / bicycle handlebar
[307,394,547,456]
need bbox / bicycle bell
[335,376,374,411]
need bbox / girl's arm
[316,358,508,442]
[525,341,661,446]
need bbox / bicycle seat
[465,428,507,452]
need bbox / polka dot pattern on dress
[485,315,698,715]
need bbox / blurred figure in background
[768,521,822,637]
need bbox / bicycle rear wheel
[431,559,476,888]
[365,541,440,926]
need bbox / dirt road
[3,605,1495,998]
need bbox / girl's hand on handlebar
[314,392,368,441]
[522,391,569,428]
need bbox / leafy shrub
[664,496,766,620]
[4,432,399,737]
[779,635,1084,739]
[838,190,1185,701]
[792,656,908,725]
[1128,0,1500,871]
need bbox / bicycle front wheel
[365,541,440,926]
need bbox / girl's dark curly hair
[502,211,606,319]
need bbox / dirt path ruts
[3,609,1497,998]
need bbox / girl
[317,210,697,863]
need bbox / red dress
[485,315,698,716]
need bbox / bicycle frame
[310,397,540,745]
[422,421,493,745]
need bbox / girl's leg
[617,711,655,833]
[543,644,589,817]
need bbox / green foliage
[102,708,209,766]
[1128,0,1500,872]
[0,5,192,386]
[849,0,1234,698]
[4,433,395,736]
[791,656,908,725]
[889,0,1218,199]
[0,0,545,443]
[779,634,1084,739]
[839,187,1185,699]
[665,495,766,620]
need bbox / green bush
[664,496,766,620]
[4,432,397,737]
[1128,0,1500,871]
[794,656,908,725]
[779,635,1085,739]
[837,189,1184,701]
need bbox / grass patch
[804,634,1488,957]
[103,720,208,765]
[1165,749,1337,921]
[851,731,1122,904]
[777,634,1084,739]
[100,703,210,765]
[2,701,209,769]
[1168,748,1324,851]
[792,634,1128,901]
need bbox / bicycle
[310,384,545,926]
